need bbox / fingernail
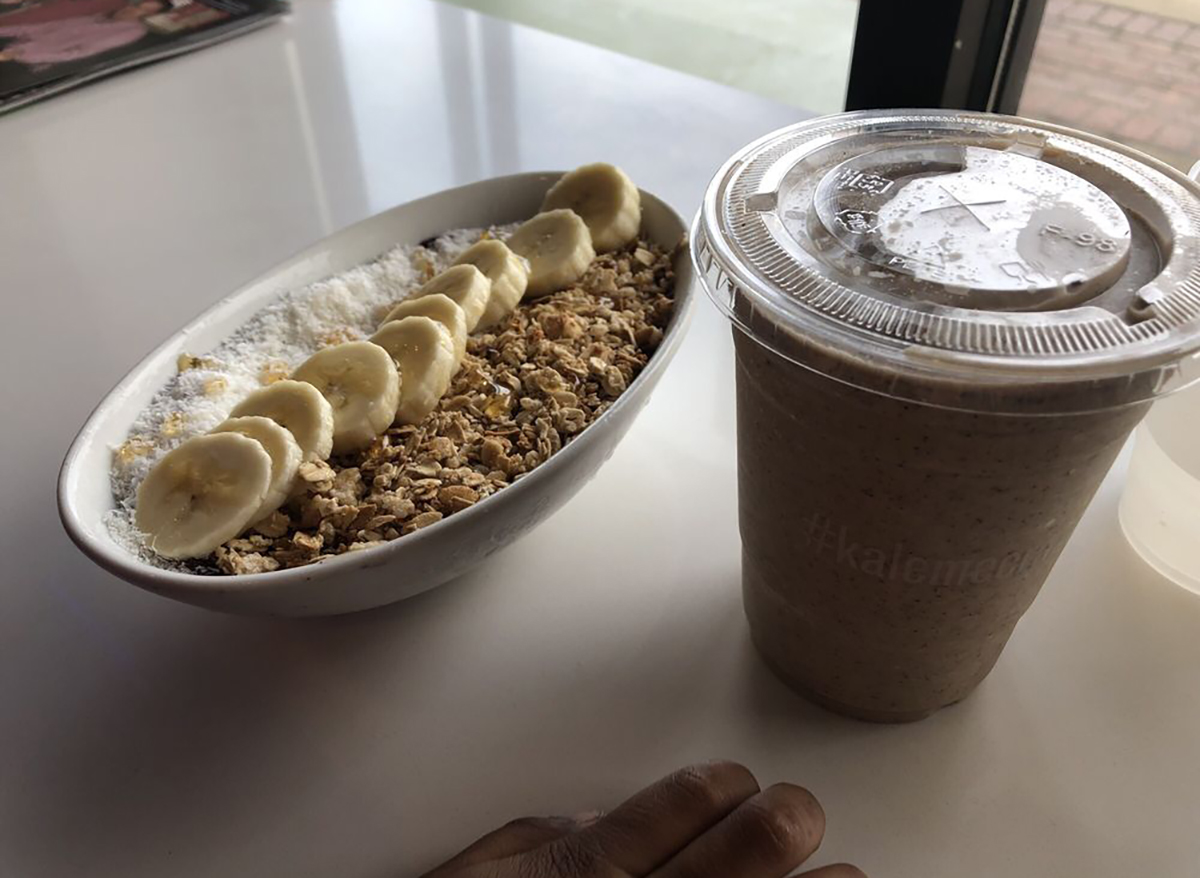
[570,809,604,827]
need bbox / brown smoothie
[734,329,1150,722]
[697,112,1200,723]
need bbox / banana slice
[507,209,595,298]
[369,316,457,425]
[542,163,641,252]
[452,239,530,329]
[210,416,303,523]
[414,264,491,332]
[230,379,335,461]
[293,341,401,455]
[135,432,273,560]
[379,293,467,366]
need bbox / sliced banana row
[508,210,594,299]
[209,416,303,523]
[453,239,530,328]
[292,340,400,455]
[135,432,275,560]
[371,317,458,425]
[381,292,468,362]
[372,244,526,422]
[135,325,460,560]
[410,264,491,331]
[137,313,463,559]
[135,163,643,561]
[507,162,642,298]
[541,162,641,253]
[230,380,334,461]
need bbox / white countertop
[2,2,1197,876]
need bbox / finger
[423,815,580,875]
[797,866,867,878]
[649,783,826,878]
[562,760,760,875]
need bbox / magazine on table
[0,0,286,113]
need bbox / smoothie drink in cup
[693,111,1200,721]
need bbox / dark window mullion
[845,0,1047,114]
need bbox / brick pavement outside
[1022,0,1200,172]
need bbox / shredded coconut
[105,225,514,569]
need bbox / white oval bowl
[58,172,694,617]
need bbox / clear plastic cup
[694,111,1200,722]
[1120,381,1200,594]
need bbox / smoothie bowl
[59,168,694,617]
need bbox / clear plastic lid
[693,110,1200,413]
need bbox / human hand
[422,760,864,878]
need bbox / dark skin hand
[423,761,865,878]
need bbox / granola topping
[208,238,676,575]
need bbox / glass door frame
[846,0,1048,114]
